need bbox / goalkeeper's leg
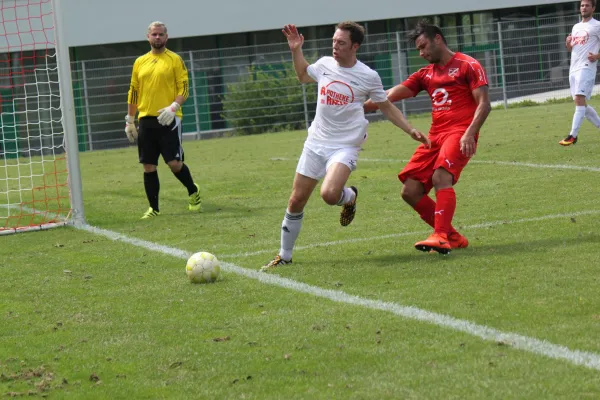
[139,118,162,218]
[170,161,196,195]
[169,161,202,211]
[142,168,160,217]
[162,118,202,211]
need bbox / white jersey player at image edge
[560,0,600,146]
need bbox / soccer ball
[186,252,221,283]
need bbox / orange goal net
[0,0,73,234]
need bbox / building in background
[0,0,585,151]
[69,1,576,60]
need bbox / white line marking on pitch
[222,210,600,258]
[75,222,600,372]
[6,205,600,370]
[271,157,600,172]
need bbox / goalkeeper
[125,21,202,219]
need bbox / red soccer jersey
[402,52,488,136]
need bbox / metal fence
[2,14,593,154]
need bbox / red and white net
[0,0,71,234]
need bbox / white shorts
[296,143,360,180]
[570,69,596,100]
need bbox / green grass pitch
[2,101,600,398]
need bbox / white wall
[0,0,570,49]
[62,0,567,47]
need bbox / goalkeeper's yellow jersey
[127,49,189,118]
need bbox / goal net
[0,0,80,235]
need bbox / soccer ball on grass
[186,252,221,283]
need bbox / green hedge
[221,63,317,135]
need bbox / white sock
[279,209,303,261]
[569,106,586,138]
[585,105,600,128]
[336,187,356,206]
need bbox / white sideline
[76,221,600,372]
[272,157,600,173]
[222,209,600,259]
[367,158,600,173]
[469,160,600,172]
[5,177,600,370]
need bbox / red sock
[413,195,435,228]
[434,188,456,236]
[413,194,457,234]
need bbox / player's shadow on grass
[165,202,281,217]
[359,233,600,266]
[457,233,600,258]
[100,188,283,216]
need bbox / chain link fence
[2,14,594,155]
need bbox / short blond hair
[147,21,167,34]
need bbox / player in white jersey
[262,21,430,271]
[560,0,600,146]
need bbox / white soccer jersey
[570,18,600,74]
[306,56,387,147]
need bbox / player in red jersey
[364,20,491,254]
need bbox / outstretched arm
[376,100,430,148]
[364,84,414,113]
[282,24,314,84]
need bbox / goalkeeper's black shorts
[137,116,184,165]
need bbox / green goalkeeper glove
[125,115,138,143]
[157,102,180,126]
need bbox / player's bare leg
[320,163,357,226]
[400,178,426,208]
[262,173,318,271]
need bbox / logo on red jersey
[448,68,459,77]
[572,30,590,46]
[432,88,451,107]
[320,81,355,106]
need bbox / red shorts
[398,131,476,194]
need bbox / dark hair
[407,19,447,45]
[336,21,365,46]
[582,0,596,7]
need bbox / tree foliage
[222,63,317,135]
